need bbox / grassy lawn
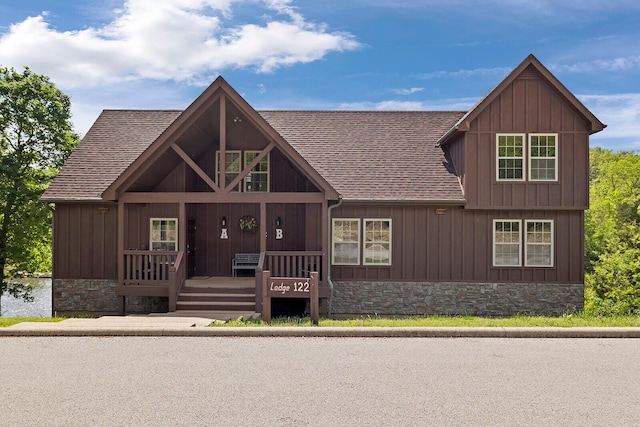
[219,313,640,327]
[0,317,65,328]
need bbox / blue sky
[1,0,639,150]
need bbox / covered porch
[116,249,328,316]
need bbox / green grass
[219,313,640,327]
[0,317,65,328]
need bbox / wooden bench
[232,253,260,277]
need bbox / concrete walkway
[2,315,640,337]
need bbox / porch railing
[118,250,185,313]
[255,251,324,312]
[123,250,179,285]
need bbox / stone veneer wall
[331,281,583,316]
[52,279,168,316]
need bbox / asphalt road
[1,337,639,426]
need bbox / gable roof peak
[437,53,606,146]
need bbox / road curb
[2,326,640,338]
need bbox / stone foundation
[331,281,584,317]
[53,279,168,316]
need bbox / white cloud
[580,93,640,151]
[552,56,640,73]
[0,0,360,89]
[391,87,424,95]
[338,97,476,111]
[420,67,511,80]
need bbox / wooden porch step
[180,286,254,294]
[178,292,255,303]
[176,301,256,311]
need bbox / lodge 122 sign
[269,278,311,296]
[262,271,319,324]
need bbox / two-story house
[42,54,605,317]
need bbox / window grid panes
[525,220,553,266]
[529,134,557,181]
[244,151,270,192]
[493,220,521,266]
[364,219,392,265]
[332,219,360,265]
[215,151,241,192]
[497,134,525,180]
[150,219,177,251]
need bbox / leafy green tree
[0,66,79,309]
[585,148,640,315]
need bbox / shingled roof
[259,110,465,201]
[42,109,466,203]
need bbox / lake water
[0,278,52,318]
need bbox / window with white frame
[215,150,241,191]
[493,220,521,266]
[497,134,525,181]
[525,220,553,266]
[332,219,360,265]
[364,219,392,265]
[529,134,557,181]
[150,218,178,251]
[244,151,270,192]
[493,219,554,267]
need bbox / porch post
[260,202,267,253]
[117,199,125,315]
[321,200,328,275]
[219,94,226,189]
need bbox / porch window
[529,134,557,181]
[496,134,525,181]
[525,220,554,266]
[215,150,241,191]
[332,219,360,265]
[363,219,392,265]
[493,220,521,266]
[150,218,178,251]
[244,151,270,192]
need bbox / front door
[187,219,197,277]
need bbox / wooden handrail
[168,251,185,311]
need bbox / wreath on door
[239,215,257,232]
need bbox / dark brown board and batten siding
[331,204,583,284]
[462,69,590,210]
[53,203,117,280]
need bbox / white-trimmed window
[150,218,178,251]
[332,219,360,265]
[525,220,554,267]
[529,134,557,181]
[215,150,241,191]
[364,219,392,265]
[493,220,521,266]
[244,151,270,192]
[497,134,525,181]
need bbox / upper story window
[497,134,525,181]
[215,150,270,192]
[215,150,241,191]
[244,151,270,192]
[496,133,558,182]
[529,134,557,181]
[150,218,177,251]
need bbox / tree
[0,66,79,309]
[585,148,640,315]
